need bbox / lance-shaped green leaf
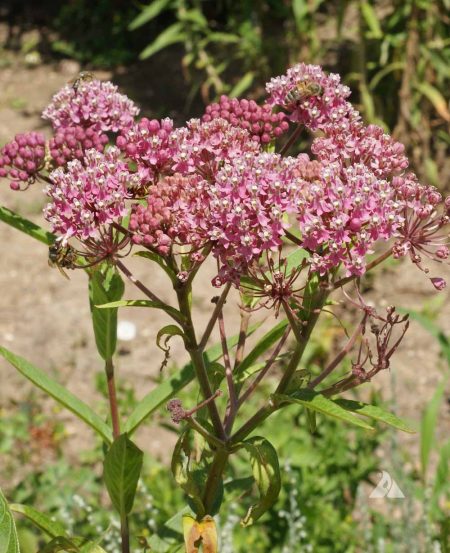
[103,434,143,517]
[0,487,20,553]
[124,323,261,435]
[96,299,184,324]
[38,537,78,553]
[334,398,416,433]
[0,205,54,246]
[0,346,112,443]
[273,390,374,430]
[421,379,447,482]
[128,0,173,30]
[134,251,176,281]
[171,429,206,517]
[9,504,67,538]
[89,267,124,361]
[240,437,281,526]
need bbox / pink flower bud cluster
[129,173,207,255]
[49,126,109,167]
[42,79,139,132]
[298,162,405,276]
[266,63,353,130]
[0,132,46,190]
[117,118,178,184]
[312,122,409,178]
[202,96,289,143]
[44,147,130,242]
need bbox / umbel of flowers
[1,66,449,553]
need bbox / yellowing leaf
[182,515,218,553]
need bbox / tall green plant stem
[105,358,129,553]
[175,281,226,441]
[230,289,328,444]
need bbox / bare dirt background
[0,45,449,490]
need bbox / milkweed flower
[266,63,354,130]
[173,118,261,178]
[44,147,131,242]
[202,96,289,143]
[42,79,139,132]
[116,117,179,185]
[49,125,109,167]
[0,132,46,190]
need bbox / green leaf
[103,434,143,517]
[96,300,184,324]
[171,430,206,517]
[128,0,173,30]
[0,487,20,553]
[124,322,261,435]
[134,251,176,281]
[156,325,186,352]
[139,23,185,60]
[229,72,255,98]
[89,267,124,361]
[432,440,450,511]
[360,2,382,38]
[0,346,112,443]
[9,505,67,538]
[241,437,281,526]
[273,390,374,430]
[334,398,416,433]
[415,82,450,122]
[38,537,78,553]
[236,319,289,376]
[0,205,54,246]
[421,380,447,482]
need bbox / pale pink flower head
[42,79,139,132]
[0,131,46,190]
[392,173,450,286]
[266,63,353,130]
[296,162,405,276]
[44,146,130,242]
[207,152,305,281]
[202,96,289,144]
[312,122,409,178]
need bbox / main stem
[105,359,129,553]
[231,289,328,444]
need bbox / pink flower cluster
[297,162,404,276]
[312,121,409,178]
[173,118,260,178]
[49,126,109,167]
[117,118,178,184]
[206,153,305,279]
[42,79,139,132]
[266,63,353,130]
[44,147,131,242]
[202,96,289,143]
[0,132,46,190]
[129,173,206,255]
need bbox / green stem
[202,448,230,515]
[175,282,226,440]
[120,514,130,553]
[231,289,328,444]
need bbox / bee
[284,79,323,106]
[48,242,77,279]
[71,71,94,93]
